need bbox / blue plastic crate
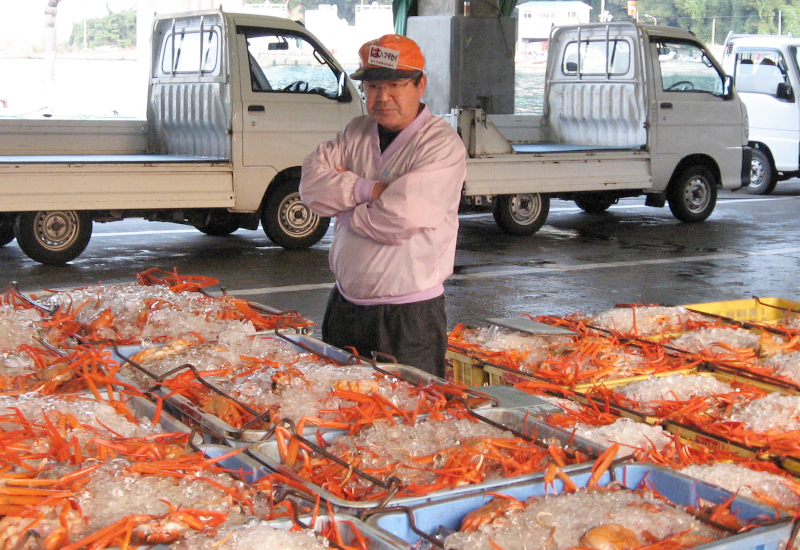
[367,463,795,550]
[247,408,603,510]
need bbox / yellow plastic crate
[665,423,760,458]
[445,348,489,387]
[779,457,800,476]
[483,363,700,393]
[573,370,792,426]
[484,364,539,386]
[683,297,800,325]
[709,368,800,395]
[667,424,800,478]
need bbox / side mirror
[722,74,734,99]
[777,82,795,102]
[337,71,352,103]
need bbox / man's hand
[336,165,386,202]
[371,182,388,201]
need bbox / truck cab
[722,34,800,194]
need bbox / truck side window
[161,28,220,74]
[241,29,341,98]
[562,40,631,75]
[656,40,723,95]
[734,50,789,97]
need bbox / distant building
[515,0,592,64]
[305,2,393,64]
[241,1,289,18]
[304,5,350,58]
[354,3,394,56]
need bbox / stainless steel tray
[159,362,451,446]
[267,514,407,550]
[247,407,601,510]
[143,513,406,550]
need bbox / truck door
[236,29,363,169]
[731,47,799,173]
[648,38,745,189]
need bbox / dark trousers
[321,287,447,378]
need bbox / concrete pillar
[418,0,464,16]
[408,15,516,115]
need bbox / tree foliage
[68,9,137,49]
[592,0,797,42]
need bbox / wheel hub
[280,193,318,237]
[35,211,80,251]
[683,178,709,213]
[510,194,542,225]
[750,159,765,186]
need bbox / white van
[722,34,800,194]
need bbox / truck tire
[0,218,14,246]
[13,211,92,265]
[194,212,240,236]
[747,148,777,195]
[574,193,617,214]
[667,165,717,223]
[262,178,330,249]
[492,193,550,236]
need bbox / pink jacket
[299,106,467,305]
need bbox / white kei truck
[721,33,800,194]
[0,16,749,263]
[455,22,751,236]
[0,9,364,264]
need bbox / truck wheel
[262,178,330,249]
[667,166,717,223]
[492,193,550,236]
[195,212,240,236]
[0,218,14,246]
[574,194,617,214]
[13,211,92,264]
[747,148,777,195]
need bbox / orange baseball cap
[350,34,425,81]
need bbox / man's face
[363,76,427,132]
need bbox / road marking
[91,229,198,237]
[208,282,334,296]
[208,245,800,296]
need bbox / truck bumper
[740,146,753,188]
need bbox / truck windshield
[655,40,723,95]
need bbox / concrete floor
[3,183,800,331]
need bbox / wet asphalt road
[2,183,799,330]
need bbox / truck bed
[0,154,227,164]
[512,143,641,153]
[0,159,234,211]
[464,148,653,196]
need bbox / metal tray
[267,515,407,550]
[196,443,273,483]
[247,407,602,510]
[143,513,407,550]
[366,463,796,550]
[111,333,346,377]
[159,362,451,446]
[34,389,203,445]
